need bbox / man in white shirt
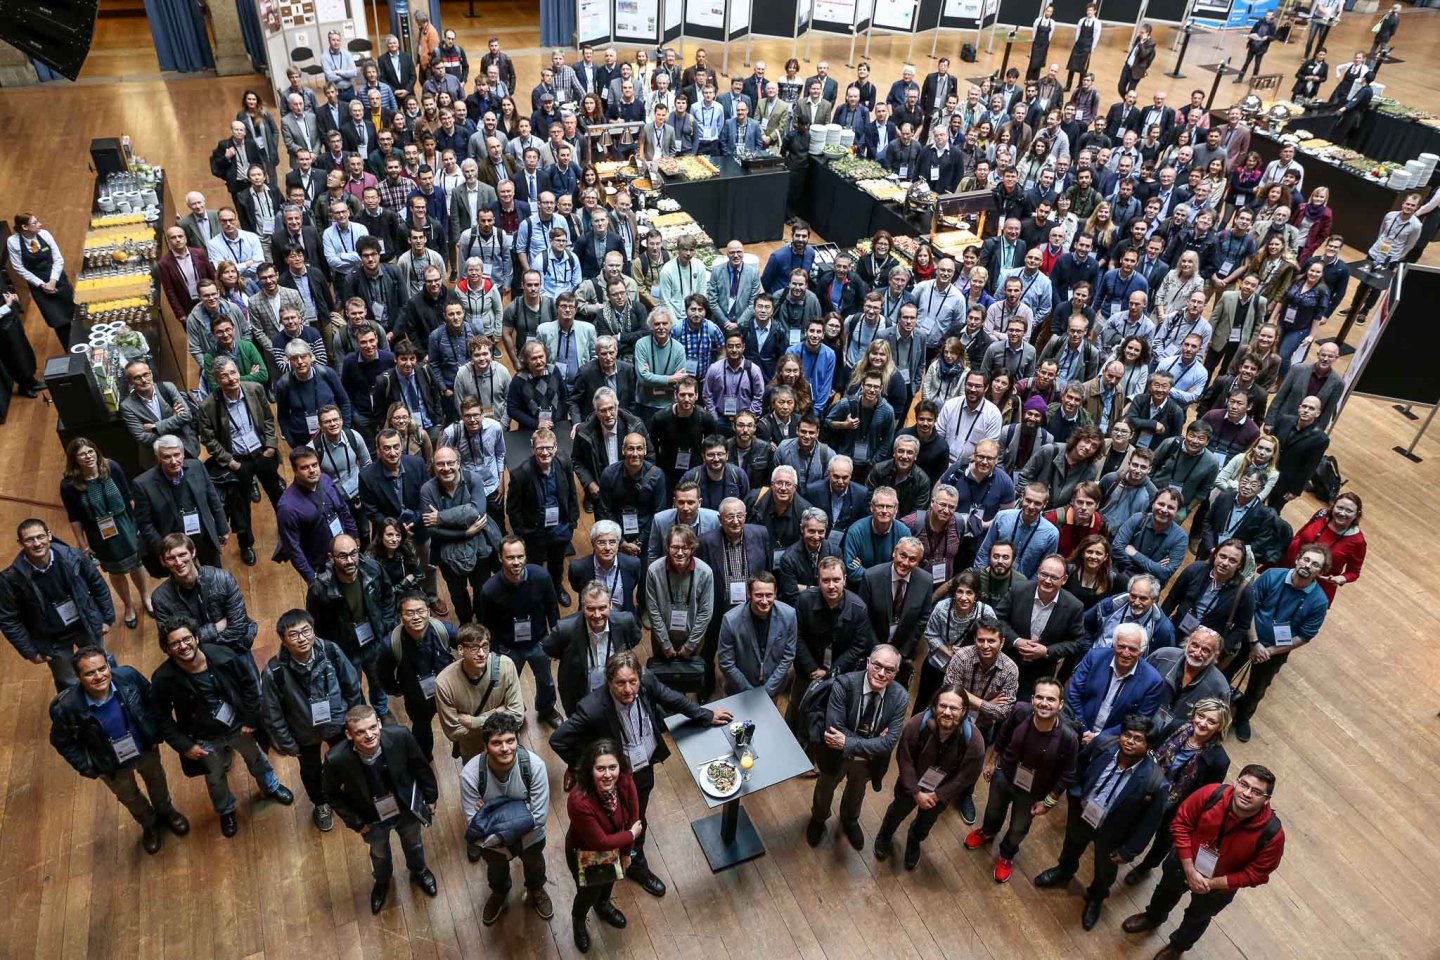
[322,200,370,279]
[937,370,1003,466]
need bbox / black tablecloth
[1300,108,1440,170]
[664,157,789,245]
[802,159,933,247]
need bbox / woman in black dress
[59,438,150,629]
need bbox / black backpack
[1307,455,1345,503]
[1199,783,1282,856]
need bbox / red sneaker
[964,829,991,850]
[994,857,1014,883]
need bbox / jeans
[980,766,1042,859]
[196,730,277,814]
[365,812,427,881]
[100,747,174,827]
[478,837,548,893]
[353,645,390,717]
[810,756,872,827]
[501,641,557,715]
[1277,327,1309,380]
[1144,852,1237,951]
[877,786,947,844]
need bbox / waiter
[7,212,77,349]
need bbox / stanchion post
[1166,21,1193,78]
[998,29,1016,78]
[1393,400,1439,462]
[1205,55,1229,108]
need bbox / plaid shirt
[678,319,724,376]
[942,644,1020,728]
[376,176,413,214]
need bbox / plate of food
[699,757,742,799]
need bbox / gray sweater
[458,746,550,847]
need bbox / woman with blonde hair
[1212,431,1280,501]
[845,337,907,415]
[1151,250,1204,319]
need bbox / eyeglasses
[867,661,898,675]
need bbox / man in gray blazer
[132,436,229,572]
[639,105,679,161]
[1264,341,1342,432]
[118,359,200,470]
[179,192,222,252]
[717,572,797,698]
[281,95,322,171]
[697,499,772,698]
[707,241,761,327]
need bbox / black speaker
[961,43,978,63]
[90,137,127,178]
[43,352,107,429]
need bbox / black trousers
[524,537,567,592]
[877,785,947,844]
[1137,804,1181,871]
[566,846,616,920]
[630,763,655,865]
[0,312,40,391]
[1143,853,1237,951]
[440,557,494,624]
[1236,48,1266,79]
[223,451,286,548]
[30,276,77,349]
[1054,797,1125,901]
[479,837,547,892]
[1227,651,1287,725]
[403,692,438,761]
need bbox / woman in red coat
[1296,186,1334,264]
[566,738,642,953]
[1279,491,1366,604]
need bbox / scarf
[1152,722,1205,804]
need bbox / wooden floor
[4,6,1440,959]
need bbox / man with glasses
[1033,713,1166,930]
[806,643,908,850]
[1001,552,1086,697]
[506,428,580,604]
[1123,765,1286,958]
[972,482,1058,579]
[567,521,642,615]
[259,609,364,832]
[858,537,934,686]
[543,581,642,716]
[436,623,525,763]
[151,616,294,838]
[597,433,667,558]
[305,534,397,720]
[1,519,113,689]
[377,591,459,762]
[421,445,497,625]
[206,207,264,286]
[842,485,911,585]
[937,371,1003,468]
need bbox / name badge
[1218,259,1233,276]
[373,793,402,821]
[1194,844,1220,878]
[55,599,80,626]
[372,301,386,322]
[723,397,738,416]
[626,738,651,772]
[1228,325,1242,343]
[1283,307,1298,326]
[788,328,802,345]
[355,622,375,645]
[97,515,120,539]
[674,450,692,471]
[930,165,941,181]
[306,414,321,434]
[1013,763,1036,792]
[773,548,785,566]
[822,644,833,667]
[111,734,141,763]
[214,701,237,727]
[826,529,844,548]
[917,765,946,792]
[514,619,533,643]
[853,441,869,462]
[931,562,948,581]
[669,609,689,633]
[1155,705,1173,729]
[729,580,746,604]
[899,369,911,384]
[1179,612,1201,636]
[538,408,553,422]
[544,506,561,525]
[182,511,202,536]
[1081,796,1108,828]
[898,165,909,179]
[621,509,640,535]
[1378,239,1393,256]
[310,699,333,725]
[1272,622,1293,647]
[327,513,344,537]
[419,674,437,699]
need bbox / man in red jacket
[1122,764,1286,958]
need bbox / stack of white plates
[824,124,842,145]
[809,124,828,154]
[838,128,856,149]
[1390,169,1411,188]
[1371,82,1386,99]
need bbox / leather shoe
[903,837,922,871]
[370,879,390,914]
[1033,867,1072,888]
[595,900,627,929]
[220,812,238,838]
[629,864,666,897]
[1123,913,1161,934]
[1233,718,1252,743]
[482,890,506,925]
[266,783,295,805]
[805,818,825,847]
[873,831,893,861]
[142,825,162,854]
[841,819,865,851]
[573,918,591,953]
[959,794,977,824]
[242,547,257,566]
[557,590,573,607]
[162,809,190,836]
[467,842,483,863]
[528,886,554,919]
[1152,947,1186,960]
[1081,899,1103,931]
[1125,866,1152,886]
[312,803,334,831]
[412,868,438,897]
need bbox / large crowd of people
[13,20,1424,956]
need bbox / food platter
[698,757,742,799]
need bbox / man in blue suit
[803,455,868,548]
[567,520,643,616]
[1064,624,1164,743]
[721,101,764,155]
[717,572,797,698]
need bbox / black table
[664,686,812,872]
[1306,107,1440,171]
[803,159,934,248]
[663,157,790,245]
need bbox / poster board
[662,0,683,42]
[578,0,614,45]
[751,0,801,36]
[728,0,753,38]
[1347,265,1440,408]
[615,0,661,43]
[685,0,727,39]
[812,0,859,32]
[873,0,919,30]
[261,0,367,118]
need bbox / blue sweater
[842,518,912,584]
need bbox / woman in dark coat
[59,438,149,629]
[565,738,642,953]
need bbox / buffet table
[802,158,932,247]
[662,156,789,245]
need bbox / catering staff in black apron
[1066,5,1102,92]
[1028,6,1056,83]
[8,213,77,350]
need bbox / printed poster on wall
[872,0,916,29]
[663,0,682,33]
[942,0,981,18]
[728,0,752,37]
[813,0,857,23]
[578,0,613,43]
[855,0,874,29]
[615,0,658,38]
[688,0,726,27]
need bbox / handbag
[647,655,706,694]
[576,849,625,886]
